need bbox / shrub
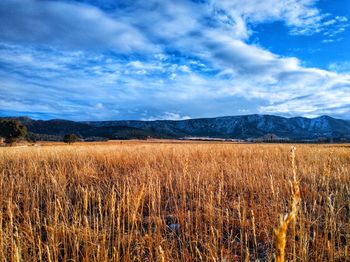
[63,133,79,144]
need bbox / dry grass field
[0,141,349,261]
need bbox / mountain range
[2,115,350,141]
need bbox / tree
[63,134,78,144]
[0,120,28,144]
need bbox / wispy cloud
[142,112,191,121]
[329,61,350,73]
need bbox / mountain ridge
[1,114,350,141]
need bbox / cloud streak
[0,0,154,52]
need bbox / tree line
[0,120,78,145]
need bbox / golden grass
[274,147,301,262]
[0,142,349,261]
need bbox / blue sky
[0,0,350,120]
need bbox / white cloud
[143,112,191,121]
[178,65,191,73]
[329,61,350,73]
[95,103,104,109]
[209,0,329,35]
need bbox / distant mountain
[2,115,350,141]
[0,117,156,141]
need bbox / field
[0,141,349,261]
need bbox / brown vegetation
[0,141,349,261]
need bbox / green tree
[0,120,28,144]
[63,134,79,144]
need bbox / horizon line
[1,114,349,122]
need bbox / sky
[0,0,350,120]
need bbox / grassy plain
[0,141,349,261]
